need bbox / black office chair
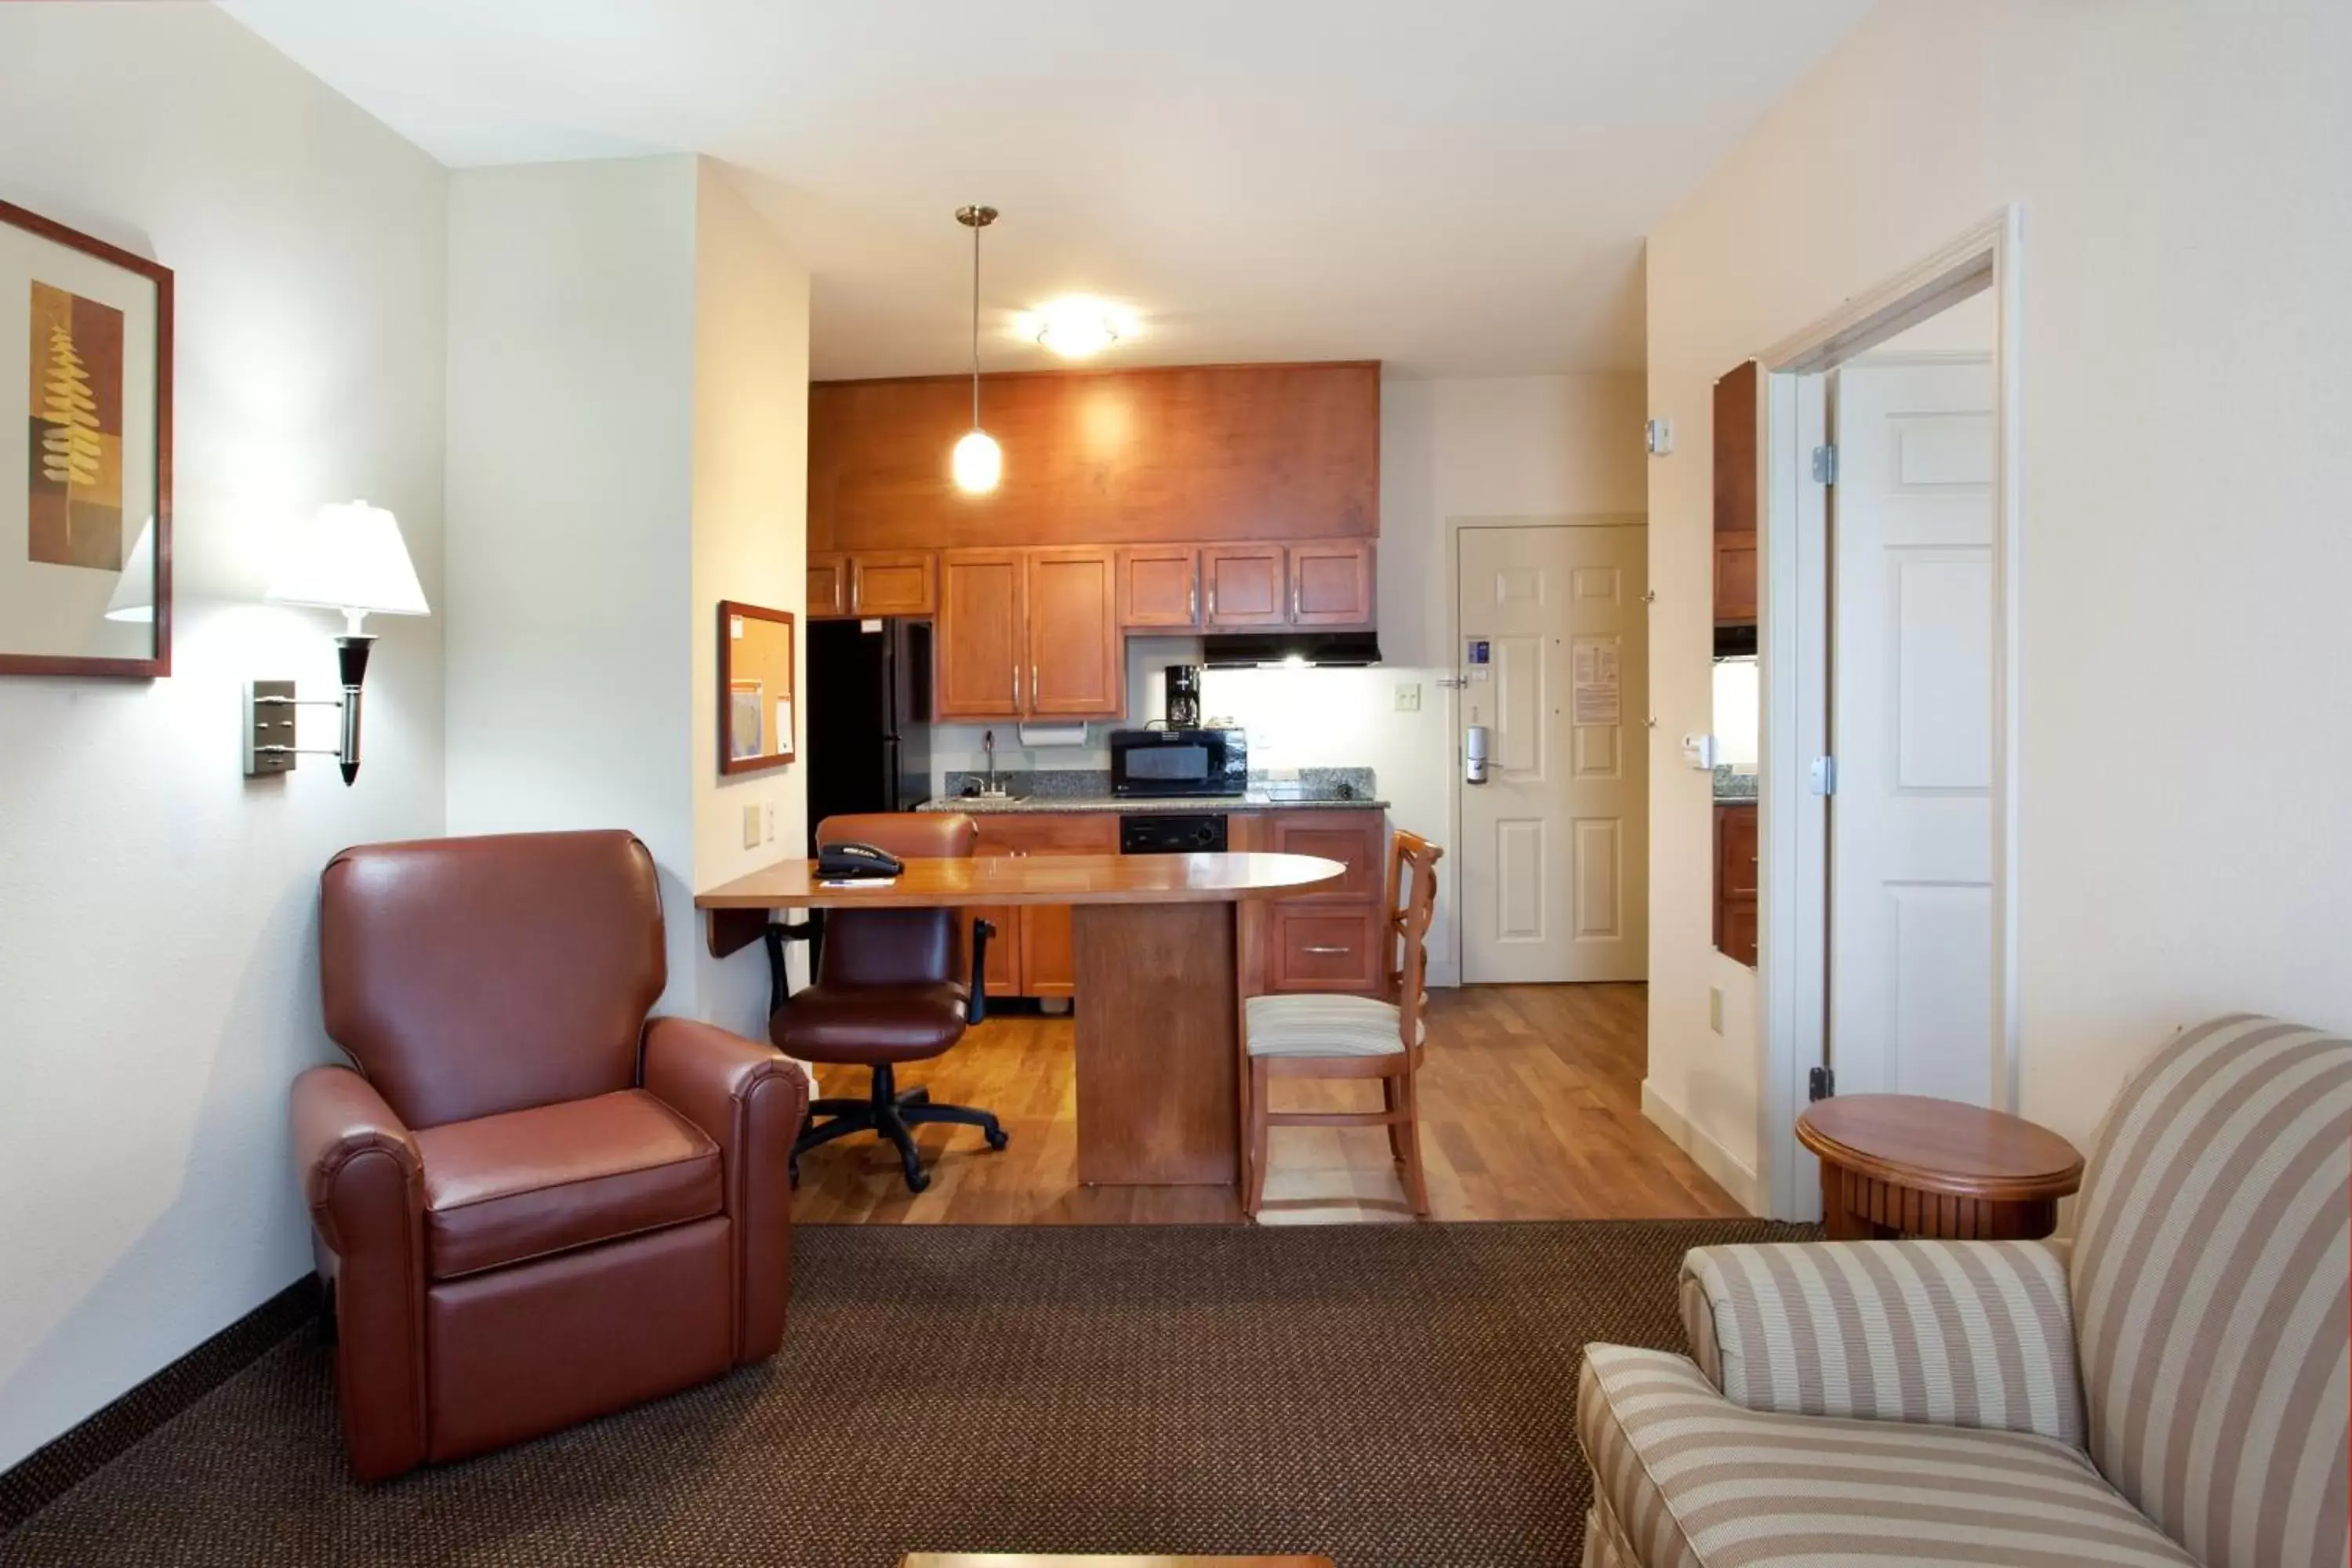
[763,813,1007,1193]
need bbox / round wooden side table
[1796,1094,2084,1241]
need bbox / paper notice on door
[1572,641,1622,726]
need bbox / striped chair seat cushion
[1577,1345,2199,1568]
[1243,993,1419,1057]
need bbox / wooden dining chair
[1243,829,1443,1218]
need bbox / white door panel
[1459,523,1647,983]
[1831,358,1996,1104]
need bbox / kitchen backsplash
[935,766,1380,803]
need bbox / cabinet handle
[849,561,862,614]
[1291,579,1301,622]
[1189,576,1199,623]
[1303,945,1352,955]
[1207,581,1218,621]
[1030,663,1039,710]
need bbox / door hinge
[1810,443,1838,485]
[1809,755,1838,796]
[1808,1065,1835,1102]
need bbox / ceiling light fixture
[950,204,1002,494]
[1027,297,1126,359]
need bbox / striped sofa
[1578,1015,2350,1568]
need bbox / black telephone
[815,840,904,880]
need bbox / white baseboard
[1642,1079,1766,1217]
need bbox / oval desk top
[695,851,1347,910]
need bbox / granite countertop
[919,765,1385,815]
[917,791,1390,815]
[1712,764,1758,804]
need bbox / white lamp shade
[951,430,1002,494]
[266,501,430,619]
[103,516,156,622]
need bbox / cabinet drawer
[1265,810,1384,902]
[972,813,1120,857]
[1269,906,1383,994]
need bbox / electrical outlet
[764,803,777,843]
[742,804,761,849]
[1708,986,1724,1035]
[1394,681,1421,712]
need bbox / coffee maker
[1163,663,1203,728]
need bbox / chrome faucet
[978,729,1008,797]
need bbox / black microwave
[1109,728,1248,797]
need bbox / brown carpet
[1,1220,1808,1567]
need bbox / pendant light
[950,204,1002,494]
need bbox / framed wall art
[2,198,172,677]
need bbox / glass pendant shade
[952,429,1003,493]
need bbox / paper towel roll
[1016,722,1091,748]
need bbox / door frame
[1443,513,1650,989]
[1753,207,2024,1221]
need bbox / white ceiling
[220,0,1873,380]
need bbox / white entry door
[1830,356,1997,1104]
[1457,524,1648,983]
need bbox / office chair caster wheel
[985,1127,1009,1150]
[904,1167,931,1193]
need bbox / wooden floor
[791,983,1744,1225]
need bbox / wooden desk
[1796,1094,2084,1240]
[697,852,1343,1187]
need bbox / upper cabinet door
[1025,548,1122,717]
[808,552,850,619]
[1201,544,1289,628]
[1287,539,1375,627]
[1713,360,1759,626]
[850,550,937,617]
[937,550,1027,718]
[1117,545,1200,629]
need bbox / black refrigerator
[805,618,934,851]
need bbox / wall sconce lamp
[245,501,429,785]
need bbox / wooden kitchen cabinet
[937,550,1026,718]
[1202,544,1289,628]
[1024,548,1121,717]
[938,546,1120,721]
[1242,808,1389,996]
[1715,802,1759,967]
[1287,539,1376,628]
[848,550,937,616]
[972,814,1120,998]
[808,552,850,619]
[1116,545,1200,629]
[1714,360,1759,627]
[808,550,936,619]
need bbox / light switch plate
[244,680,296,776]
[1394,681,1421,712]
[1708,986,1724,1035]
[742,804,761,849]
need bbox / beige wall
[686,161,811,1031]
[1644,0,2352,1204]
[0,2,448,1470]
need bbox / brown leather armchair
[767,812,1007,1193]
[290,829,808,1482]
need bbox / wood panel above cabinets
[808,361,1379,553]
[1713,359,1759,627]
